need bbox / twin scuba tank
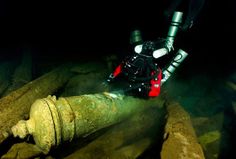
[129,11,188,84]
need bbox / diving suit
[105,11,188,98]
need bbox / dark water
[0,0,235,158]
[1,0,235,72]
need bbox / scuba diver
[105,11,188,98]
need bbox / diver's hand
[102,74,114,87]
[106,74,115,83]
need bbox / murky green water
[0,47,235,159]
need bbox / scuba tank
[153,11,183,59]
[161,49,188,84]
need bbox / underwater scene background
[0,0,235,158]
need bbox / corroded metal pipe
[0,64,74,144]
[12,93,164,154]
[64,106,165,159]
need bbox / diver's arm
[106,64,123,83]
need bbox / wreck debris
[161,102,205,159]
[192,113,224,159]
[198,130,221,151]
[11,93,164,154]
[1,142,43,159]
[0,64,74,144]
[64,106,165,159]
[2,50,32,96]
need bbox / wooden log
[160,102,205,159]
[192,113,230,159]
[1,142,43,159]
[0,64,74,144]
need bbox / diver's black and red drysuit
[106,41,163,98]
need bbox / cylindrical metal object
[11,93,163,154]
[152,48,169,59]
[165,11,183,51]
[0,64,74,144]
[168,11,183,37]
[161,49,188,84]
[130,30,143,45]
[64,106,165,159]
